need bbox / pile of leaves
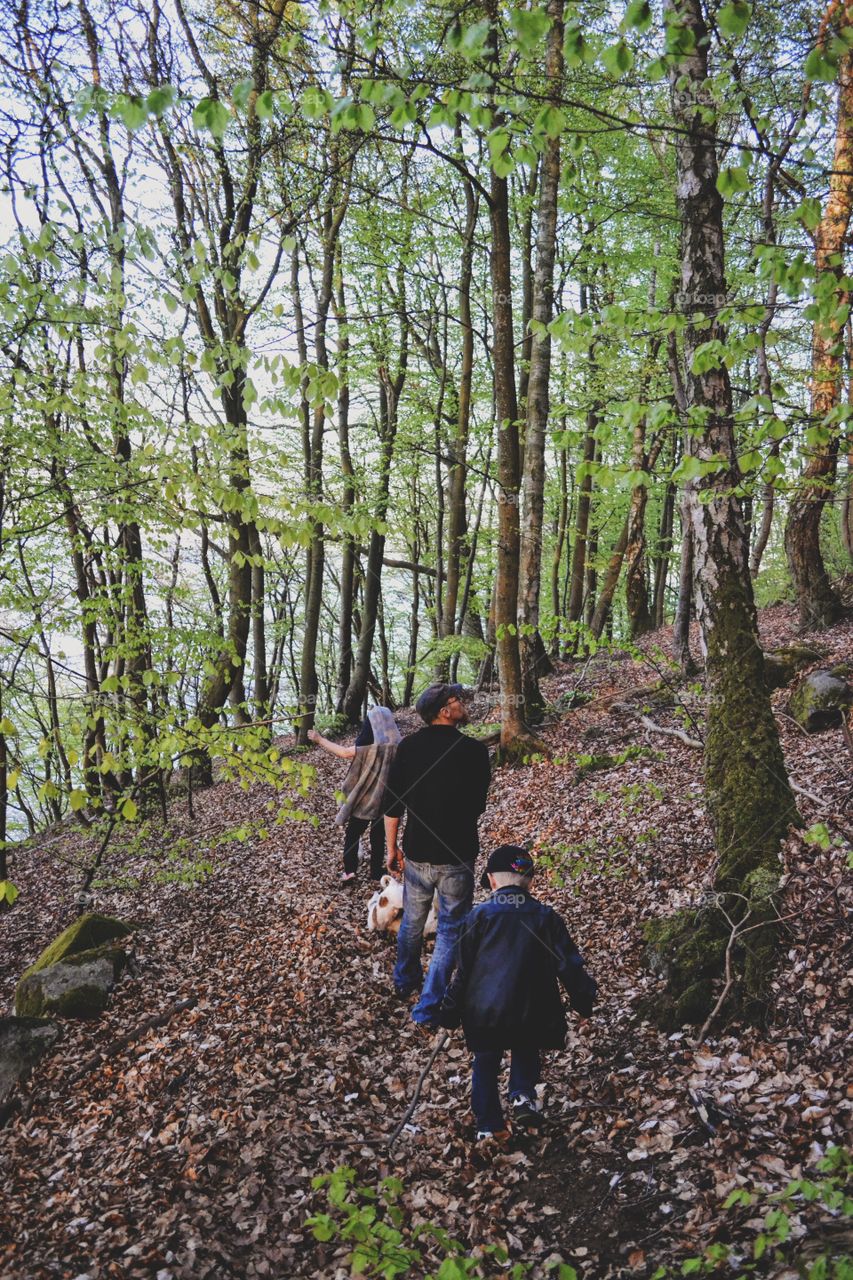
[0,605,850,1279]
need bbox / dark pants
[471,1048,540,1132]
[343,816,386,878]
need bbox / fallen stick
[611,703,704,749]
[67,996,199,1085]
[388,1030,449,1151]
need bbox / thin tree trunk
[518,0,563,719]
[441,159,478,663]
[488,50,538,755]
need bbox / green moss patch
[21,913,133,983]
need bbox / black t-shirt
[383,726,491,865]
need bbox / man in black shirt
[384,683,491,1027]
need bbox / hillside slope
[1,605,851,1279]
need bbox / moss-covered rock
[20,912,133,983]
[787,670,853,733]
[0,1016,61,1104]
[763,644,825,691]
[644,909,727,991]
[675,978,715,1025]
[16,957,117,1019]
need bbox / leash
[388,1029,450,1151]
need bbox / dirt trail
[1,607,851,1278]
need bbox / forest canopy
[0,0,850,869]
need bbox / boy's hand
[306,729,319,744]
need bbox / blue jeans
[393,859,473,1024]
[472,1048,540,1132]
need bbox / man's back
[384,725,490,864]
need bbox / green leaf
[805,48,838,82]
[717,1,752,39]
[457,19,491,58]
[624,0,652,32]
[69,789,88,812]
[602,40,634,76]
[0,717,16,735]
[255,90,275,120]
[192,97,231,138]
[121,797,139,821]
[146,86,176,117]
[804,822,832,851]
[231,78,255,111]
[673,454,705,482]
[302,86,333,120]
[510,6,552,53]
[0,880,19,907]
[111,94,148,131]
[716,164,749,197]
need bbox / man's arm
[384,815,403,876]
[382,745,408,877]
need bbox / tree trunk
[441,161,478,659]
[518,0,563,720]
[784,27,853,626]
[669,0,797,887]
[566,395,597,629]
[334,261,356,713]
[489,103,538,757]
[653,476,676,628]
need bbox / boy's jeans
[393,859,473,1024]
[472,1048,541,1132]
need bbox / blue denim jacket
[439,888,596,1051]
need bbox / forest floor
[1,604,851,1280]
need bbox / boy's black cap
[415,682,463,723]
[480,844,535,888]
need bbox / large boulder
[763,644,825,691]
[18,912,133,982]
[16,954,119,1019]
[15,912,133,1019]
[787,669,853,732]
[0,1016,61,1106]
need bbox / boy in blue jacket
[438,845,596,1140]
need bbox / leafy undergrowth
[0,606,851,1279]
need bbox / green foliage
[305,1168,578,1279]
[0,878,20,906]
[653,1146,853,1277]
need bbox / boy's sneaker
[474,1128,510,1144]
[510,1095,543,1129]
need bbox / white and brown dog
[367,875,438,937]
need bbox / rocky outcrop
[15,912,133,1019]
[0,1016,60,1106]
[787,669,853,732]
[16,953,122,1019]
[763,644,825,691]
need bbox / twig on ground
[388,1030,449,1151]
[694,908,750,1046]
[611,704,703,749]
[67,996,199,1085]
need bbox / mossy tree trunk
[653,0,799,1025]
